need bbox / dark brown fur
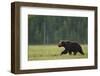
[58,41,84,55]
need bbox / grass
[28,45,88,61]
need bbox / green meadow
[28,45,88,61]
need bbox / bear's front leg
[69,51,72,55]
[61,50,67,55]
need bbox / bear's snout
[58,44,62,47]
[58,41,63,47]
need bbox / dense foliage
[28,15,88,45]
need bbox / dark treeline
[28,15,88,45]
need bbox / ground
[28,45,88,61]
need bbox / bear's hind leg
[73,52,77,55]
[79,48,84,55]
[79,50,84,55]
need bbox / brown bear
[58,40,84,55]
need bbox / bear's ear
[66,41,71,43]
[61,41,65,45]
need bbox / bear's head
[58,40,71,47]
[58,41,65,47]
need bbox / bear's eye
[61,41,65,45]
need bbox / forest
[28,15,88,45]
